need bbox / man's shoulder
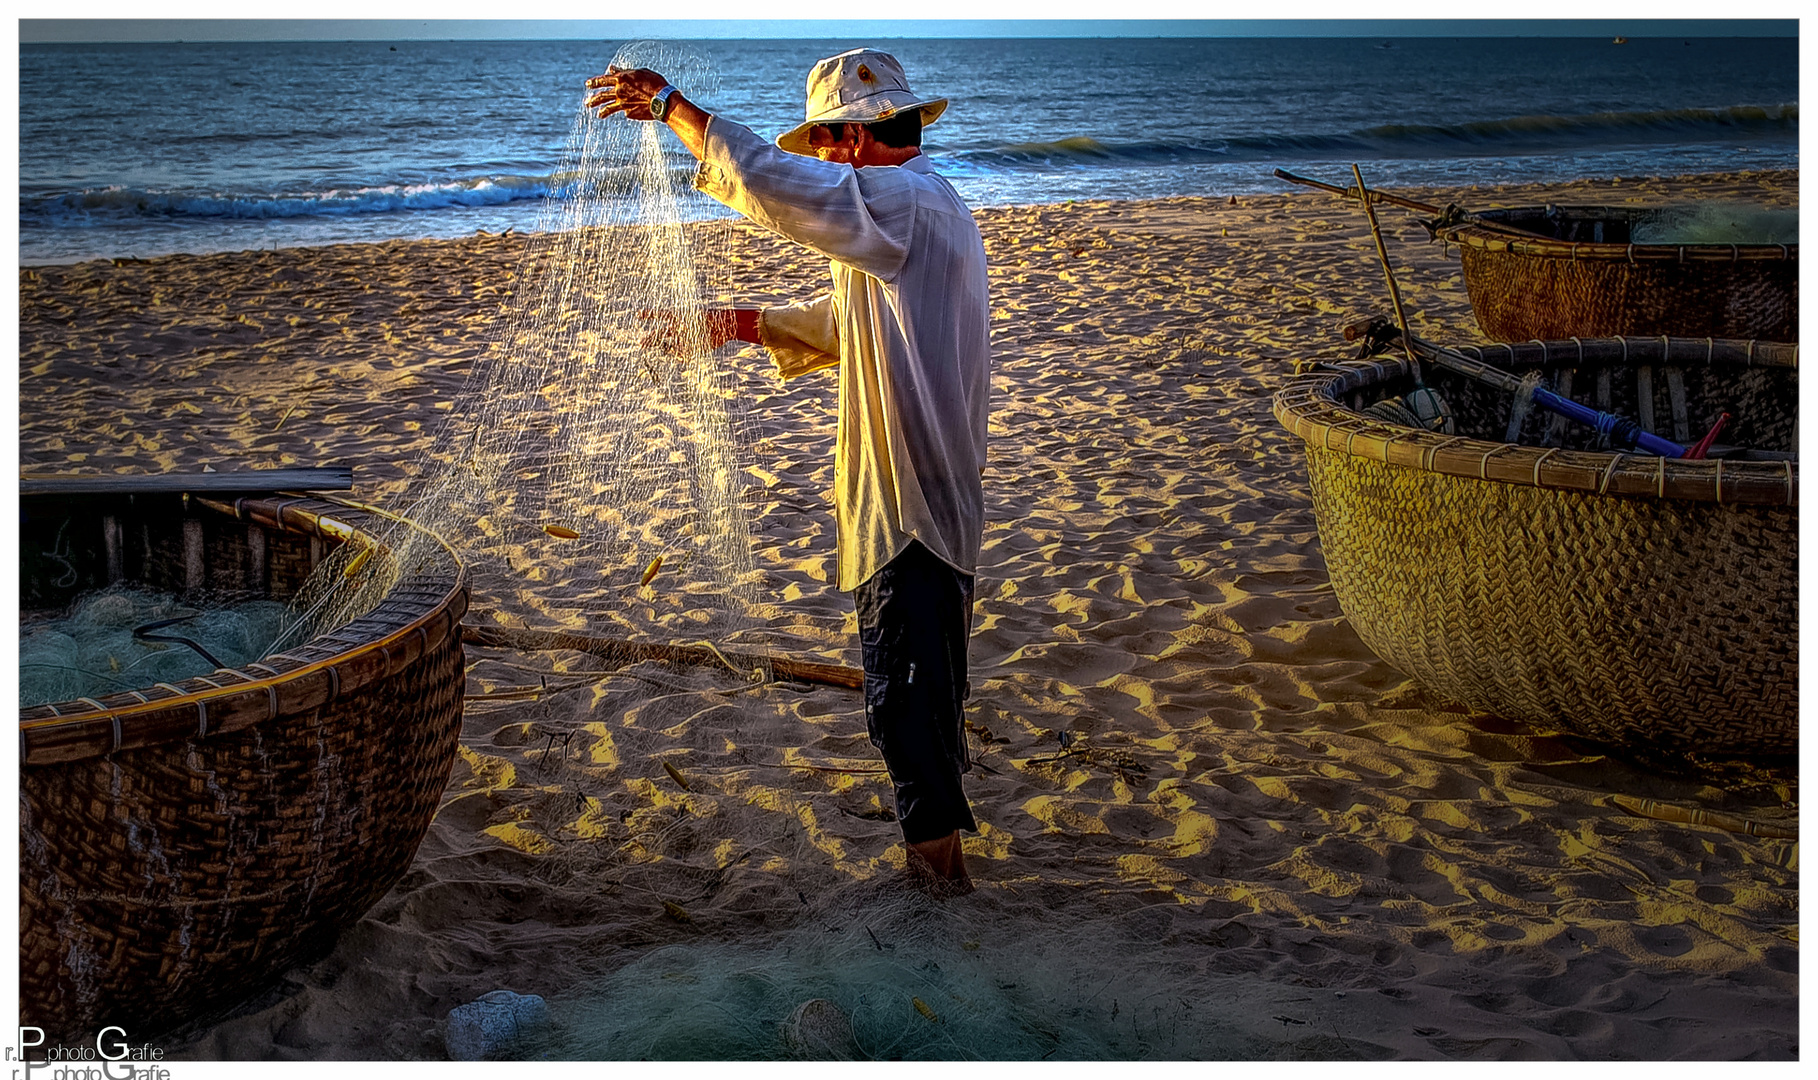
[893,158,976,217]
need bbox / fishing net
[1629,202,1799,245]
[274,40,764,670]
[68,45,1325,1060]
[547,883,1301,1061]
[19,586,290,708]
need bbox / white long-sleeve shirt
[692,116,991,592]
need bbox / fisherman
[587,50,990,897]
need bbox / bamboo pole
[1341,314,1696,455]
[1611,794,1796,840]
[1273,167,1443,215]
[1351,164,1423,375]
[1384,325,1689,458]
[1274,167,1539,240]
[460,622,865,690]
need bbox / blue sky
[18,16,1801,42]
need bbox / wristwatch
[649,85,678,122]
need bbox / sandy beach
[17,170,1799,1060]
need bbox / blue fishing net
[1630,204,1799,245]
[19,587,291,708]
[548,889,1274,1061]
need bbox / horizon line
[21,33,1802,44]
[19,17,1800,44]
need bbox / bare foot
[905,832,974,899]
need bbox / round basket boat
[18,491,468,1044]
[1440,205,1798,342]
[1272,335,1797,755]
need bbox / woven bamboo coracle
[1441,206,1798,342]
[1272,335,1797,754]
[18,492,468,1044]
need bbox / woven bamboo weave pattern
[1443,207,1798,342]
[19,494,467,1043]
[1273,336,1797,754]
[1303,448,1796,753]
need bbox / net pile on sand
[546,886,1311,1060]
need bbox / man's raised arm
[586,66,711,161]
[585,65,914,284]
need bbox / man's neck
[855,146,922,169]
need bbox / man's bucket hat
[776,48,948,156]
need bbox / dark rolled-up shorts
[854,540,978,844]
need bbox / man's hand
[585,66,672,121]
[584,65,711,160]
[639,308,759,356]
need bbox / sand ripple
[20,172,1797,1060]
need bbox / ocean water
[18,35,1799,265]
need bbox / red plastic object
[1682,412,1731,460]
